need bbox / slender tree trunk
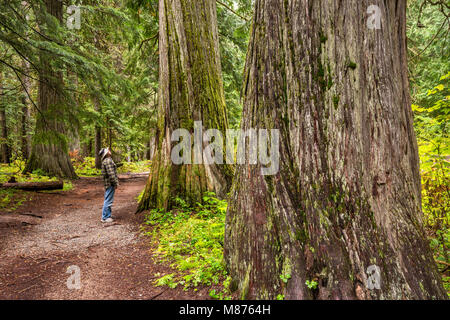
[0,71,10,164]
[84,136,93,157]
[21,60,31,160]
[0,108,8,164]
[20,1,32,160]
[127,145,131,162]
[224,0,446,299]
[24,0,77,178]
[94,97,102,169]
[108,126,112,149]
[67,67,80,153]
[0,110,10,164]
[138,0,232,211]
[21,98,29,160]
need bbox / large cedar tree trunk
[24,0,77,178]
[138,0,232,211]
[224,0,446,299]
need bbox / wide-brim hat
[99,147,109,160]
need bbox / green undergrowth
[117,160,151,174]
[141,192,232,300]
[0,160,59,184]
[412,72,449,297]
[0,159,73,212]
[72,157,101,176]
[419,142,450,296]
[0,188,31,212]
[73,157,150,177]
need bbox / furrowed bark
[138,0,232,211]
[224,0,446,300]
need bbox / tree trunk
[0,108,10,164]
[147,128,156,160]
[24,0,77,179]
[21,60,31,160]
[224,0,446,300]
[20,1,32,160]
[94,97,102,169]
[0,180,63,191]
[138,0,232,211]
[107,120,112,150]
[0,71,11,164]
[82,135,93,158]
[147,136,155,160]
[67,67,80,153]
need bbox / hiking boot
[101,218,114,223]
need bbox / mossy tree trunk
[138,0,232,211]
[24,0,77,179]
[224,0,447,299]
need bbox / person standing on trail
[99,147,119,223]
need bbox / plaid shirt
[101,157,119,189]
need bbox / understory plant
[142,192,231,299]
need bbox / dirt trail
[0,175,209,300]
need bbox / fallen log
[118,172,150,180]
[0,180,64,191]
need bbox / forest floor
[0,174,211,300]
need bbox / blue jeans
[102,186,116,220]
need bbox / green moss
[319,209,331,230]
[333,95,340,109]
[280,257,292,284]
[240,264,252,299]
[317,62,325,78]
[327,77,333,90]
[319,32,328,44]
[368,210,377,229]
[281,113,290,128]
[295,228,309,243]
[347,61,357,70]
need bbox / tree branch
[216,0,250,22]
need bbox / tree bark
[24,0,77,179]
[21,60,31,160]
[147,127,156,160]
[94,97,102,169]
[0,108,10,164]
[0,180,63,191]
[147,135,155,160]
[224,0,447,299]
[0,71,11,164]
[82,135,93,158]
[138,0,232,211]
[67,67,80,153]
